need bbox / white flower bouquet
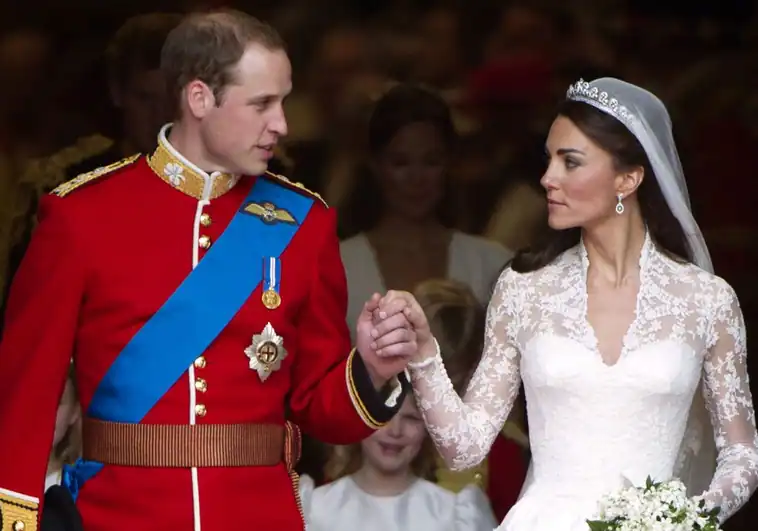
[587,477,721,531]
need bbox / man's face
[113,68,171,153]
[196,44,291,176]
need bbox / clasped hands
[355,290,435,388]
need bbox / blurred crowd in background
[2,1,757,529]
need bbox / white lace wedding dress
[409,234,758,530]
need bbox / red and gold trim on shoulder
[50,153,140,198]
[262,171,328,208]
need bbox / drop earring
[615,193,624,215]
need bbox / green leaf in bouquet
[692,506,721,530]
[671,506,687,523]
[643,475,658,492]
[587,520,613,531]
[696,518,721,531]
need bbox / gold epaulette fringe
[264,171,327,207]
[51,153,140,198]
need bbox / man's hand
[355,293,417,388]
[374,290,436,364]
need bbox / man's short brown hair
[161,9,285,108]
[106,13,183,90]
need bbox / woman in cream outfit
[338,83,513,345]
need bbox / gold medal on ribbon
[244,323,287,382]
[261,257,281,310]
[261,289,281,310]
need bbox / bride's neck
[352,463,416,496]
[582,207,647,287]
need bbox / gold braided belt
[82,418,301,469]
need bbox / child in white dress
[299,393,496,531]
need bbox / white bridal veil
[566,77,716,495]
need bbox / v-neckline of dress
[578,231,652,368]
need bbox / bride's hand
[373,290,436,363]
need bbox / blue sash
[62,177,314,499]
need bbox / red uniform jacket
[0,132,407,531]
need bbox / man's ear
[184,80,217,119]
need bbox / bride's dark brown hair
[511,100,692,274]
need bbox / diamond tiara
[566,79,636,125]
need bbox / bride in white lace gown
[371,78,758,530]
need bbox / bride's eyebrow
[556,148,586,156]
[544,146,587,156]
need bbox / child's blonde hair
[417,278,529,448]
[413,278,485,394]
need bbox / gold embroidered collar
[147,124,240,200]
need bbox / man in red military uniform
[0,9,417,531]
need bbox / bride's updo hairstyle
[511,99,692,273]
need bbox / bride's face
[361,397,426,476]
[540,116,624,230]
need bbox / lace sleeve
[701,282,758,522]
[409,269,522,470]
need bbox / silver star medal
[245,322,287,382]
